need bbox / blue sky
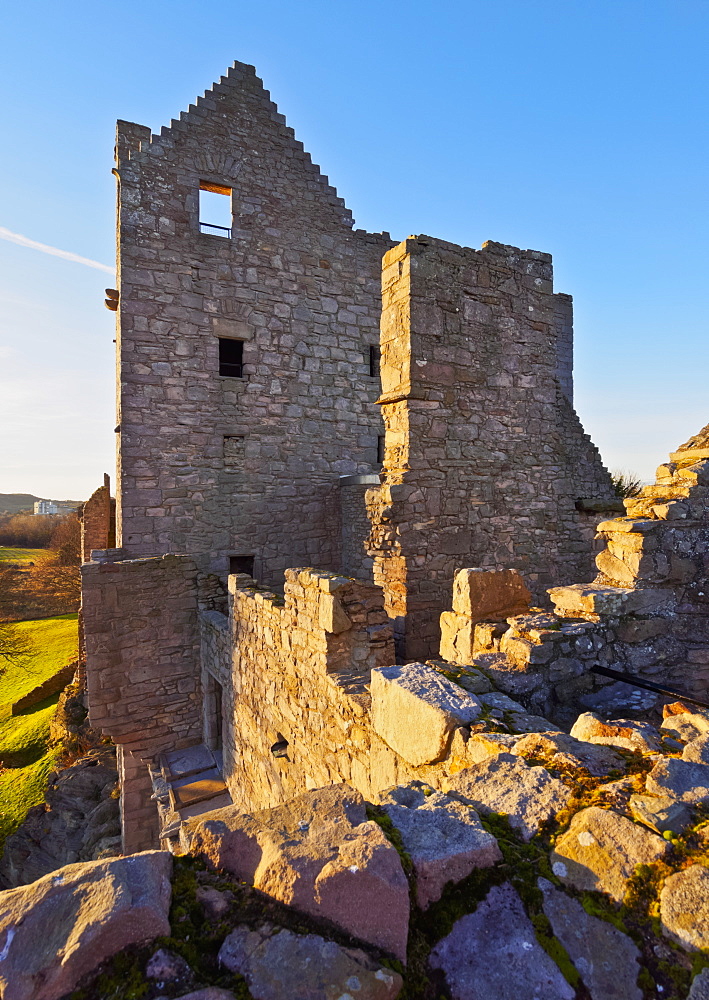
[0,0,707,499]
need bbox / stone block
[451,568,531,620]
[371,662,481,767]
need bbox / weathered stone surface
[660,865,709,950]
[570,712,662,753]
[218,924,403,1000]
[646,757,709,804]
[661,712,709,743]
[444,753,572,842]
[146,948,192,983]
[688,968,709,1000]
[512,731,626,777]
[539,877,642,1000]
[371,662,481,767]
[550,807,669,902]
[629,794,694,835]
[169,991,237,1000]
[428,881,574,1000]
[185,784,409,960]
[0,851,172,1000]
[452,568,531,620]
[683,734,709,765]
[379,783,501,909]
[195,885,231,920]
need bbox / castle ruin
[80,61,709,853]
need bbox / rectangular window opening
[377,435,385,466]
[199,181,232,237]
[230,555,255,577]
[219,338,244,378]
[369,345,381,378]
[223,435,245,468]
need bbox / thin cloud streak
[0,226,114,274]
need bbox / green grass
[0,547,51,564]
[0,614,78,852]
[0,613,78,707]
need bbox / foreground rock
[539,877,642,1000]
[550,807,670,902]
[683,734,709,765]
[660,865,709,950]
[0,748,120,889]
[371,662,481,766]
[445,753,572,841]
[629,794,693,835]
[185,784,409,961]
[689,968,709,999]
[379,783,501,908]
[646,757,709,804]
[219,924,402,1000]
[570,713,662,754]
[511,731,626,777]
[0,850,172,1000]
[661,712,709,743]
[428,882,574,1000]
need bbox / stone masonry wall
[115,61,393,584]
[367,235,619,660]
[440,432,709,718]
[81,551,202,760]
[339,474,380,580]
[80,474,115,564]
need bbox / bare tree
[0,621,32,669]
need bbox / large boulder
[379,783,501,908]
[683,734,709,765]
[660,865,709,950]
[218,924,402,1000]
[184,784,409,961]
[511,731,626,777]
[550,807,669,902]
[444,753,572,842]
[371,662,481,766]
[428,882,574,1000]
[0,850,172,1000]
[538,877,642,1000]
[646,757,709,805]
[570,713,662,754]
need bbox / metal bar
[199,223,232,236]
[590,665,709,711]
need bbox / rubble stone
[379,783,501,908]
[428,882,574,1000]
[550,807,669,902]
[185,784,409,961]
[646,757,709,805]
[218,924,402,1000]
[371,662,481,767]
[539,877,642,1000]
[570,712,662,753]
[0,851,172,1000]
[444,753,572,842]
[660,865,709,950]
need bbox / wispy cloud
[0,226,114,274]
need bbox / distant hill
[0,494,83,515]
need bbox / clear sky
[1,0,707,500]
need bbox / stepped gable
[116,60,358,234]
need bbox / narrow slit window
[199,181,232,237]
[369,345,381,378]
[219,338,243,377]
[230,555,254,576]
[377,435,385,465]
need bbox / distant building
[33,500,58,515]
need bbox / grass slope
[0,614,79,851]
[0,613,78,706]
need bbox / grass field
[0,547,51,564]
[0,613,78,707]
[0,614,79,851]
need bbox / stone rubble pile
[3,675,709,1000]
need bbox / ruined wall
[115,61,393,583]
[441,437,709,716]
[81,550,202,760]
[80,474,115,563]
[367,236,618,660]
